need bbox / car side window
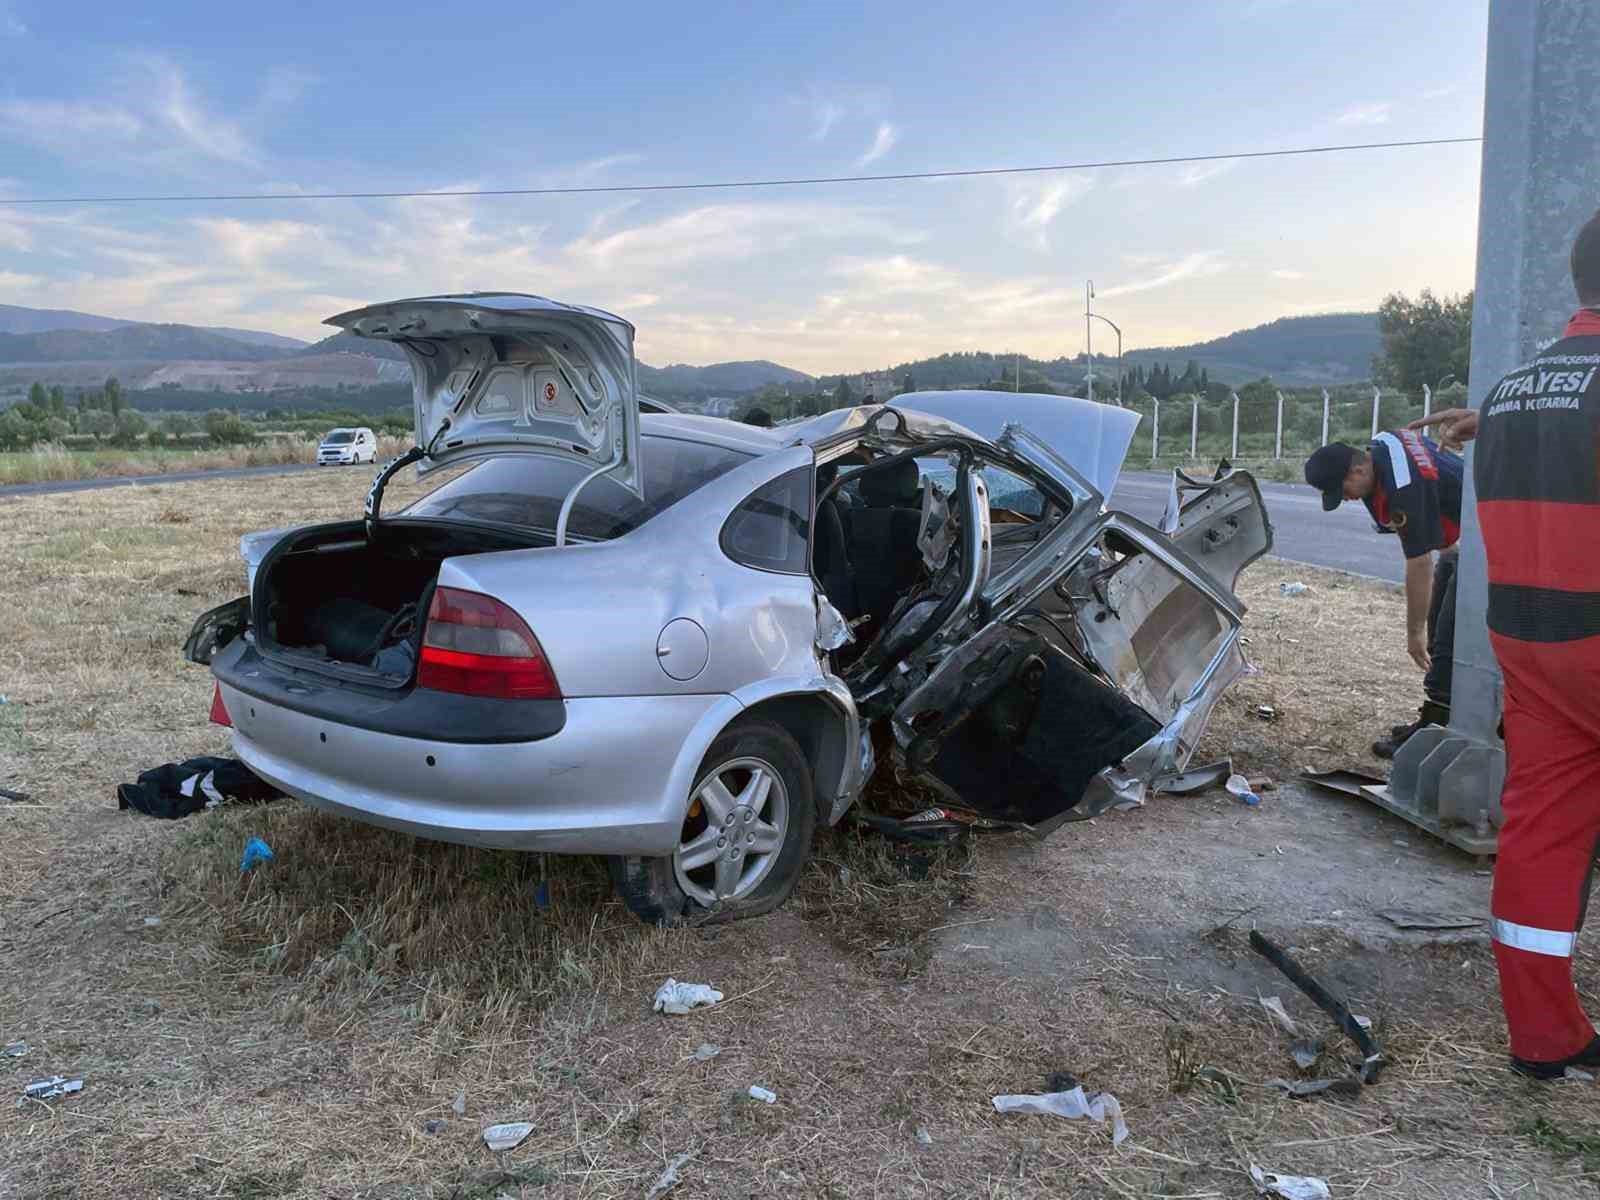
[721,467,812,574]
[982,464,1050,521]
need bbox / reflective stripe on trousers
[1492,918,1577,958]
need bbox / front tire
[609,719,815,925]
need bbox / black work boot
[1373,701,1450,759]
[1512,1035,1600,1081]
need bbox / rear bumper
[220,680,733,854]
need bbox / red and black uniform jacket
[1475,309,1600,646]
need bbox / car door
[887,436,1264,828]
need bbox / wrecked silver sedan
[186,294,1272,924]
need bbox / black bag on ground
[117,756,283,820]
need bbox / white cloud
[1271,268,1306,280]
[1003,177,1094,249]
[857,122,897,166]
[141,55,259,166]
[1335,102,1392,128]
[0,99,144,150]
[1177,157,1240,187]
[812,101,844,141]
[0,269,42,289]
[1096,252,1227,299]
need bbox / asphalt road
[1110,470,1400,583]
[0,459,1401,584]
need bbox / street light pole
[1084,280,1094,404]
[1087,313,1123,407]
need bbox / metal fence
[1118,384,1468,464]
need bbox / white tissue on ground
[991,1086,1130,1146]
[652,978,723,1015]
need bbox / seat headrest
[858,457,922,507]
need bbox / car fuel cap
[656,619,709,681]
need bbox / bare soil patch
[2,471,1595,1198]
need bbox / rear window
[399,436,751,540]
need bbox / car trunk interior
[255,520,538,683]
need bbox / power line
[0,135,1481,207]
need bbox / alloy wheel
[672,756,789,906]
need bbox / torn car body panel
[1159,467,1274,596]
[884,459,1268,829]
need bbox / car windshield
[324,431,355,444]
[400,435,752,540]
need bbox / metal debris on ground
[1250,1164,1331,1199]
[1265,1076,1361,1100]
[991,1086,1130,1146]
[239,837,274,873]
[1153,759,1232,795]
[1290,1039,1324,1070]
[1252,704,1279,722]
[21,1076,82,1102]
[0,787,31,804]
[482,1122,534,1153]
[645,1152,696,1200]
[142,916,162,927]
[1564,1068,1595,1083]
[451,1090,466,1116]
[915,1126,933,1145]
[422,1119,446,1136]
[1298,767,1387,798]
[748,1085,777,1104]
[652,979,723,1015]
[3,1040,27,1058]
[1258,995,1300,1036]
[1226,775,1262,806]
[1377,909,1483,931]
[1279,582,1310,597]
[692,1043,721,1062]
[1249,931,1384,1083]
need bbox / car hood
[895,390,1140,497]
[325,294,642,496]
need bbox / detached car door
[888,431,1268,828]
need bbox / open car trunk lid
[326,294,642,497]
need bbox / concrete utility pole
[1321,388,1330,446]
[1190,396,1199,460]
[1151,397,1160,461]
[1230,392,1240,460]
[1386,0,1600,854]
[1275,390,1285,459]
[1422,383,1432,419]
[1370,386,1382,437]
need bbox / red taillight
[417,586,561,700]
[210,682,233,727]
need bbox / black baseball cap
[1304,442,1357,511]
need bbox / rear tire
[609,719,815,925]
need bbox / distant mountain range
[0,303,310,351]
[1121,312,1379,386]
[0,302,1379,400]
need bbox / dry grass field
[2,467,1598,1199]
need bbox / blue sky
[0,0,1487,372]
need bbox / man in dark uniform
[1413,209,1600,1078]
[1303,429,1464,754]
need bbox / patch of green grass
[23,525,191,563]
[1519,1116,1600,1172]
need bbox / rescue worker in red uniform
[1415,210,1600,1077]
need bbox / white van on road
[317,427,378,465]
